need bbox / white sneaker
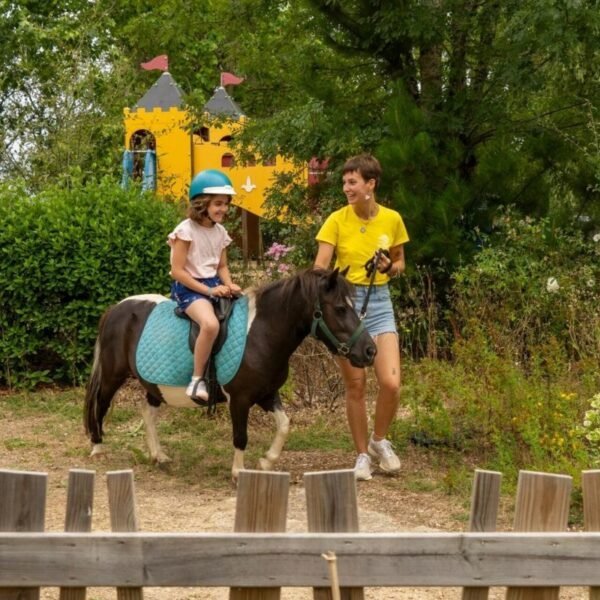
[354,453,373,481]
[186,377,208,401]
[368,436,401,473]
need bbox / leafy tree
[374,0,600,265]
[0,0,126,187]
[0,0,229,188]
[209,0,600,269]
[2,0,598,272]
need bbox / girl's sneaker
[368,436,401,473]
[354,453,373,481]
[186,377,208,401]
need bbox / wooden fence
[1,467,600,600]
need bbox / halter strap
[358,249,382,320]
[311,299,366,356]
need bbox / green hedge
[0,179,183,388]
[452,212,600,369]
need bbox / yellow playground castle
[122,71,309,257]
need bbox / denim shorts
[353,284,397,337]
[171,276,221,312]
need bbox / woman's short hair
[343,154,382,189]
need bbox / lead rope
[358,249,382,320]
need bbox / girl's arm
[314,242,335,269]
[217,248,242,295]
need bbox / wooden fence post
[0,469,47,600]
[462,469,502,600]
[230,470,290,600]
[505,470,572,600]
[304,469,363,600]
[107,470,143,600]
[582,470,600,600]
[59,469,95,600]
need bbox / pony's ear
[325,267,340,291]
[340,266,350,278]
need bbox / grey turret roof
[134,72,184,110]
[203,86,244,117]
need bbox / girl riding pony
[168,169,242,401]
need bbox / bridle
[310,298,366,356]
[310,253,382,355]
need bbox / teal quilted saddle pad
[135,297,249,387]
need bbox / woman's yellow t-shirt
[316,204,409,285]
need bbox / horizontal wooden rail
[2,532,600,588]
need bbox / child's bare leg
[185,300,219,398]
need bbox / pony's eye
[335,305,347,315]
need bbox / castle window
[221,153,235,167]
[193,126,210,142]
[308,157,330,186]
[122,129,157,190]
[220,135,232,143]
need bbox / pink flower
[265,242,294,260]
[264,242,294,279]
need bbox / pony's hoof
[153,453,172,465]
[259,457,273,471]
[90,444,105,458]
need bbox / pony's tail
[83,318,106,442]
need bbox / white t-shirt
[167,219,232,279]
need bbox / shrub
[577,392,600,467]
[452,211,600,371]
[0,179,183,388]
[396,346,594,483]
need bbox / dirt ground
[0,387,587,600]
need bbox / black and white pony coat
[84,268,376,480]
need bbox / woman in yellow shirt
[314,153,409,480]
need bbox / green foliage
[392,264,451,361]
[397,350,595,483]
[0,1,128,186]
[212,1,387,160]
[0,179,182,388]
[452,211,600,368]
[3,0,599,279]
[577,393,600,468]
[0,0,228,187]
[227,0,600,273]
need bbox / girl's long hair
[188,194,231,223]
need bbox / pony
[84,268,377,480]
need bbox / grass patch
[286,415,353,451]
[4,438,30,451]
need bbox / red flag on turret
[141,55,169,71]
[220,72,244,86]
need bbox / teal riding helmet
[189,169,237,200]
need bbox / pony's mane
[255,268,352,306]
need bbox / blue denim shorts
[353,284,397,337]
[171,276,221,312]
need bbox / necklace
[357,205,378,234]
